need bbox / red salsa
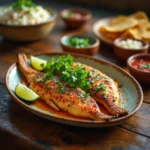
[131,59,150,72]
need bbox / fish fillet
[74,63,128,116]
[17,53,112,121]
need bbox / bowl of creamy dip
[0,0,57,41]
[114,37,149,61]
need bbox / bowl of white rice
[0,0,57,41]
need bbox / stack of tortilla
[100,11,150,42]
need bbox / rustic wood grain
[0,130,45,150]
[0,84,150,149]
[0,4,150,149]
[119,102,150,137]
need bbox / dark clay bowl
[114,38,149,61]
[60,8,92,29]
[127,53,150,84]
[60,34,100,55]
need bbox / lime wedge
[15,83,39,101]
[30,56,47,71]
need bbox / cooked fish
[74,63,128,117]
[18,53,112,121]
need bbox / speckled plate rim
[5,52,143,127]
[93,17,114,46]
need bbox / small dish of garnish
[0,0,57,41]
[114,37,149,60]
[60,34,100,55]
[60,8,92,29]
[127,53,150,84]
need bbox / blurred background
[0,0,149,15]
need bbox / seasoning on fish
[17,53,113,121]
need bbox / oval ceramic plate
[5,52,143,127]
[93,17,114,45]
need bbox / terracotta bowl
[0,8,57,42]
[60,8,92,29]
[60,34,100,55]
[127,53,150,84]
[114,38,149,61]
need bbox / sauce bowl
[60,8,92,29]
[127,53,150,84]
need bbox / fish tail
[101,99,128,117]
[94,113,113,121]
[17,53,39,84]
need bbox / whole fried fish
[18,53,112,121]
[74,63,128,117]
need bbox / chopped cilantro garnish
[90,74,100,84]
[69,37,90,48]
[43,55,91,92]
[140,63,150,69]
[82,99,87,103]
[43,72,54,82]
[58,82,66,94]
[40,63,45,68]
[44,55,73,74]
[12,0,36,10]
[88,72,94,77]
[78,93,90,99]
[105,77,110,82]
[101,91,106,95]
[60,66,91,92]
[95,83,106,92]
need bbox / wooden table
[0,4,150,150]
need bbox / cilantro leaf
[43,55,92,92]
[12,0,36,10]
[140,63,150,69]
[95,83,106,92]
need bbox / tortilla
[121,28,142,40]
[100,18,138,32]
[130,11,149,22]
[111,16,128,26]
[142,30,150,42]
[99,11,150,42]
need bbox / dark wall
[56,0,150,13]
[0,0,149,14]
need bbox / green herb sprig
[60,66,91,92]
[12,0,36,10]
[43,55,91,92]
[69,37,90,48]
[140,63,150,69]
[44,55,73,75]
[95,83,106,92]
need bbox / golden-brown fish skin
[29,76,112,120]
[74,63,128,116]
[17,53,112,121]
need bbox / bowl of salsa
[60,8,92,29]
[127,53,150,84]
[60,34,100,55]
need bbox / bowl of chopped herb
[60,8,92,29]
[0,0,57,41]
[60,34,100,55]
